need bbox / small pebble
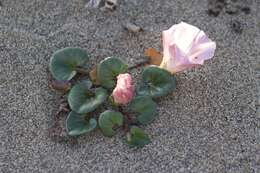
[104,0,117,11]
[124,22,142,33]
[85,0,102,8]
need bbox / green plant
[48,47,176,148]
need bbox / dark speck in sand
[241,7,251,14]
[207,0,226,17]
[231,20,243,34]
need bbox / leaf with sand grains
[66,111,97,136]
[97,57,128,89]
[126,126,150,148]
[68,80,107,114]
[137,66,176,98]
[49,47,89,81]
[98,110,123,137]
[129,96,157,125]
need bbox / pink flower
[160,22,216,73]
[112,73,134,105]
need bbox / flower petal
[112,73,134,105]
[189,31,216,64]
[170,22,200,53]
[163,44,193,73]
[161,22,216,73]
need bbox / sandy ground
[0,0,259,172]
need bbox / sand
[0,0,259,172]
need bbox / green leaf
[66,111,97,136]
[137,66,176,98]
[129,96,157,125]
[126,126,150,148]
[97,57,128,89]
[98,110,124,137]
[68,80,107,114]
[49,47,89,81]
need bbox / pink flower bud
[112,73,134,105]
[160,22,216,73]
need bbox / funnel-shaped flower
[160,22,216,73]
[112,73,134,105]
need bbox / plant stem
[118,106,134,132]
[75,67,89,75]
[75,59,149,75]
[128,59,149,70]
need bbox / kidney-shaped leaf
[49,47,89,81]
[97,57,128,89]
[129,96,157,125]
[68,80,107,114]
[66,111,97,136]
[98,110,123,137]
[126,126,150,148]
[137,66,176,98]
